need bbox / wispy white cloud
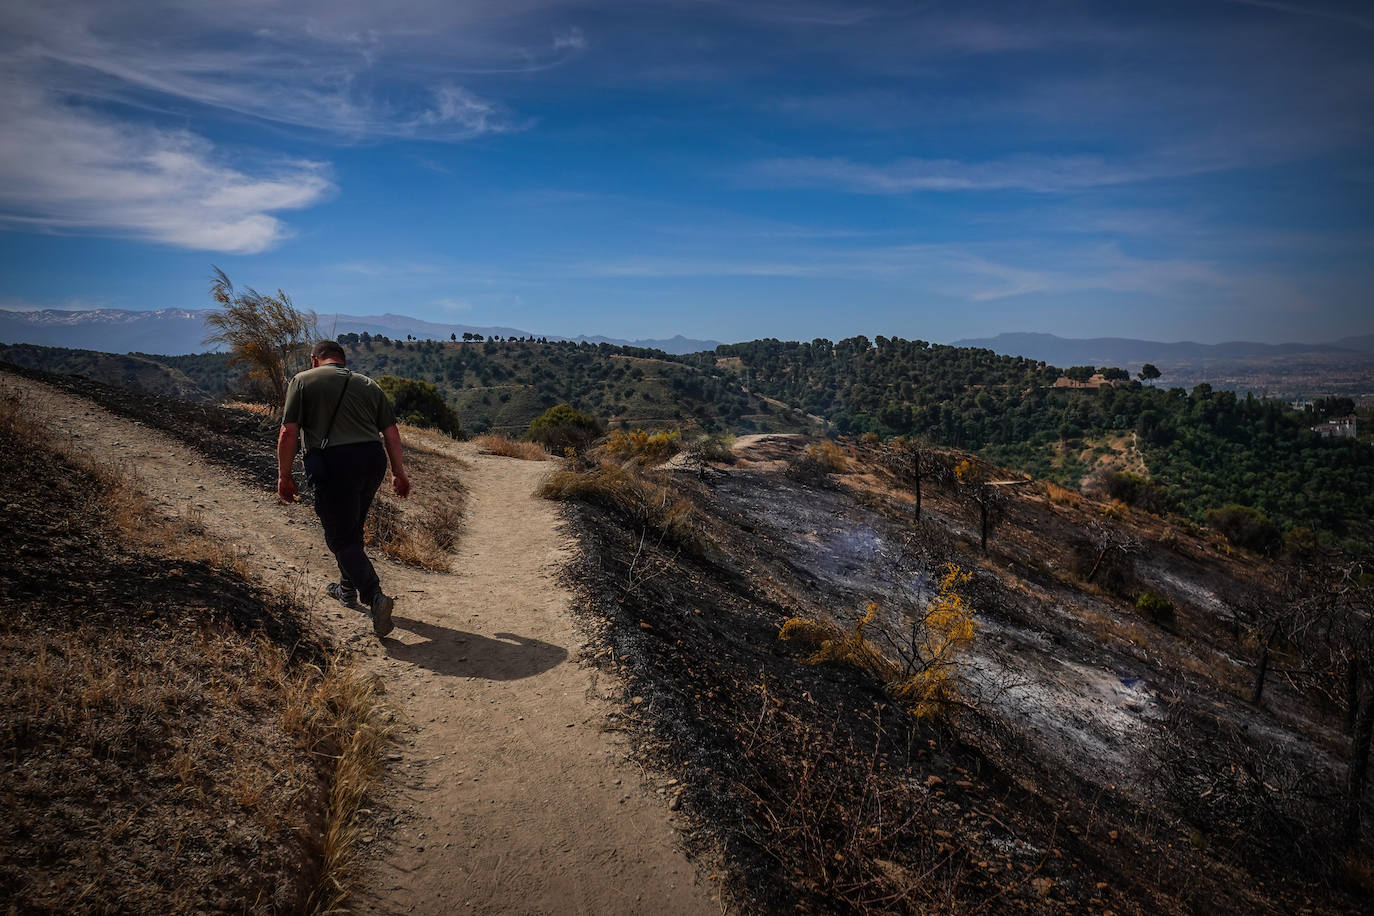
[401,84,514,137]
[553,26,588,51]
[2,1,545,141]
[745,149,1255,195]
[0,85,332,253]
[0,0,577,252]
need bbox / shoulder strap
[318,370,352,449]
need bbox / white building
[1312,416,1357,439]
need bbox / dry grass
[808,439,850,472]
[787,438,852,483]
[397,422,465,457]
[2,393,248,575]
[286,659,399,913]
[1,622,324,911]
[728,684,953,913]
[366,496,463,570]
[597,427,682,465]
[474,432,550,461]
[1044,482,1077,505]
[224,399,278,419]
[362,424,468,571]
[539,459,711,558]
[0,390,397,914]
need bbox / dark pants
[309,441,387,603]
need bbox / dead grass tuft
[539,459,711,558]
[223,399,277,419]
[397,422,464,457]
[807,439,850,472]
[729,684,953,911]
[284,658,399,914]
[474,432,550,461]
[597,427,682,465]
[359,424,468,571]
[1044,482,1077,505]
[366,480,464,572]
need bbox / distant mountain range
[0,308,721,356]
[951,331,1374,368]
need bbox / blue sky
[1,0,1371,344]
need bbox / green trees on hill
[38,324,1368,552]
[706,335,1374,549]
[325,335,775,436]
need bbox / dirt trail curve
[2,370,715,916]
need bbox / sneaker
[370,593,395,638]
[326,582,358,606]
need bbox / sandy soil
[1,370,715,916]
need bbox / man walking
[277,340,410,637]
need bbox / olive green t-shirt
[282,365,397,452]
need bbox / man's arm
[381,424,410,498]
[277,422,300,503]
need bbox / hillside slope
[548,436,1371,914]
[0,342,211,401]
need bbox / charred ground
[556,435,1370,914]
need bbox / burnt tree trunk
[1344,686,1374,844]
[1251,624,1280,706]
[1348,662,1361,734]
[979,501,989,553]
[1086,547,1107,583]
[913,466,922,521]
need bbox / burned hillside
[553,434,1371,914]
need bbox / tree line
[696,336,1374,551]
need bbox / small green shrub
[1206,504,1281,556]
[375,375,463,437]
[1135,590,1175,626]
[524,403,602,454]
[691,432,735,464]
[1104,470,1168,514]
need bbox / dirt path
[2,371,715,916]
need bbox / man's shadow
[382,616,567,680]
